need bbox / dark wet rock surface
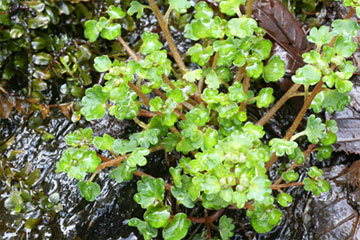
[327,82,360,154]
[308,165,360,240]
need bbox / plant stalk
[128,82,150,107]
[256,83,300,126]
[239,75,251,111]
[270,182,304,190]
[148,0,188,74]
[117,36,139,61]
[290,131,307,141]
[265,80,324,170]
[246,0,255,18]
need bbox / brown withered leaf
[38,104,50,119]
[0,93,14,119]
[252,0,308,74]
[57,103,72,120]
[335,160,360,189]
[27,98,40,104]
[310,165,360,240]
[15,99,29,115]
[253,0,309,51]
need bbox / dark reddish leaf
[252,0,308,74]
[253,0,308,51]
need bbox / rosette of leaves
[296,20,358,100]
[303,167,331,195]
[84,5,125,42]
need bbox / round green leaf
[308,166,322,178]
[277,192,293,207]
[282,170,299,182]
[263,55,285,82]
[317,145,333,161]
[108,5,126,19]
[169,0,191,13]
[227,17,258,38]
[162,213,191,240]
[77,181,101,202]
[33,52,52,65]
[219,215,235,240]
[101,23,121,40]
[256,87,275,108]
[133,176,165,208]
[127,1,144,19]
[84,20,100,42]
[111,160,136,183]
[94,55,112,72]
[292,64,322,86]
[93,134,114,151]
[144,205,171,228]
[128,218,158,240]
[80,84,108,120]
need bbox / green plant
[3,161,62,231]
[55,0,358,238]
[0,0,97,100]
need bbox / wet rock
[327,82,360,154]
[308,165,360,240]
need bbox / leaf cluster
[53,1,360,238]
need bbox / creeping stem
[265,80,324,170]
[246,0,255,18]
[272,144,316,186]
[239,75,251,111]
[256,83,301,126]
[270,182,304,190]
[127,81,151,107]
[148,0,188,74]
[117,36,139,61]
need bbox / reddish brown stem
[239,75,251,111]
[192,94,206,105]
[97,154,113,162]
[97,155,128,171]
[273,144,316,185]
[265,80,324,170]
[346,7,355,19]
[138,109,156,118]
[96,146,164,171]
[117,36,139,61]
[154,88,168,100]
[163,74,176,90]
[148,0,187,74]
[211,52,219,70]
[284,81,324,140]
[128,82,150,107]
[177,209,225,224]
[256,83,301,126]
[270,182,304,190]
